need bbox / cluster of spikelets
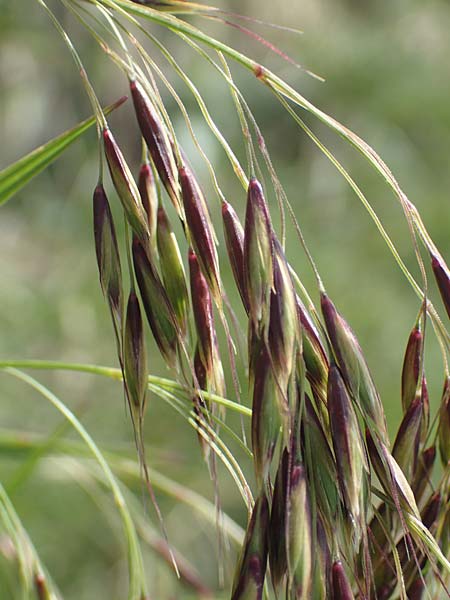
[92,76,450,600]
[80,2,450,599]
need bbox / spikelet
[179,164,221,304]
[132,237,178,368]
[222,199,248,312]
[231,492,269,600]
[438,376,450,466]
[124,290,148,417]
[327,364,369,545]
[130,79,181,214]
[244,177,273,333]
[331,560,354,600]
[157,204,189,336]
[138,162,158,248]
[93,183,124,348]
[401,322,423,413]
[321,292,388,444]
[431,253,450,319]
[103,127,149,243]
[392,395,422,480]
[188,248,224,398]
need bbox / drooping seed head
[392,395,422,480]
[431,254,450,319]
[124,290,148,414]
[331,561,354,600]
[130,79,180,214]
[138,162,158,247]
[132,237,178,367]
[222,199,248,312]
[438,376,450,466]
[251,344,283,486]
[401,324,423,413]
[103,127,150,243]
[244,178,273,331]
[179,164,221,304]
[93,183,123,325]
[321,292,388,444]
[157,205,189,336]
[327,364,368,540]
[268,239,299,391]
[231,492,269,600]
[189,248,224,396]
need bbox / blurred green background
[1,0,450,598]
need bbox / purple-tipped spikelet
[188,248,224,396]
[321,292,388,444]
[244,178,273,332]
[438,376,450,466]
[102,128,150,243]
[130,79,180,214]
[251,343,283,486]
[124,290,148,415]
[138,162,158,247]
[287,463,313,599]
[392,395,422,480]
[231,492,269,600]
[132,237,178,367]
[179,164,221,304]
[93,183,123,328]
[401,323,423,413]
[157,205,189,336]
[268,239,299,392]
[331,561,354,600]
[431,253,450,319]
[222,199,248,312]
[327,364,368,540]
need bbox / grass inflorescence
[1,0,450,598]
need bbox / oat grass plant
[1,1,450,598]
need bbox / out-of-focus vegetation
[1,1,450,598]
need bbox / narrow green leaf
[0,96,126,206]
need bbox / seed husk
[251,343,282,486]
[296,295,329,411]
[103,127,150,243]
[179,164,221,304]
[93,183,123,328]
[392,395,422,480]
[124,290,148,415]
[231,492,269,600]
[438,376,450,466]
[269,448,289,589]
[321,292,388,444]
[222,199,248,312]
[287,463,313,599]
[132,237,178,368]
[268,239,299,393]
[157,204,189,336]
[244,177,273,332]
[130,79,180,214]
[331,560,354,600]
[327,363,368,539]
[138,162,158,247]
[401,324,423,413]
[188,248,224,397]
[431,253,450,319]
